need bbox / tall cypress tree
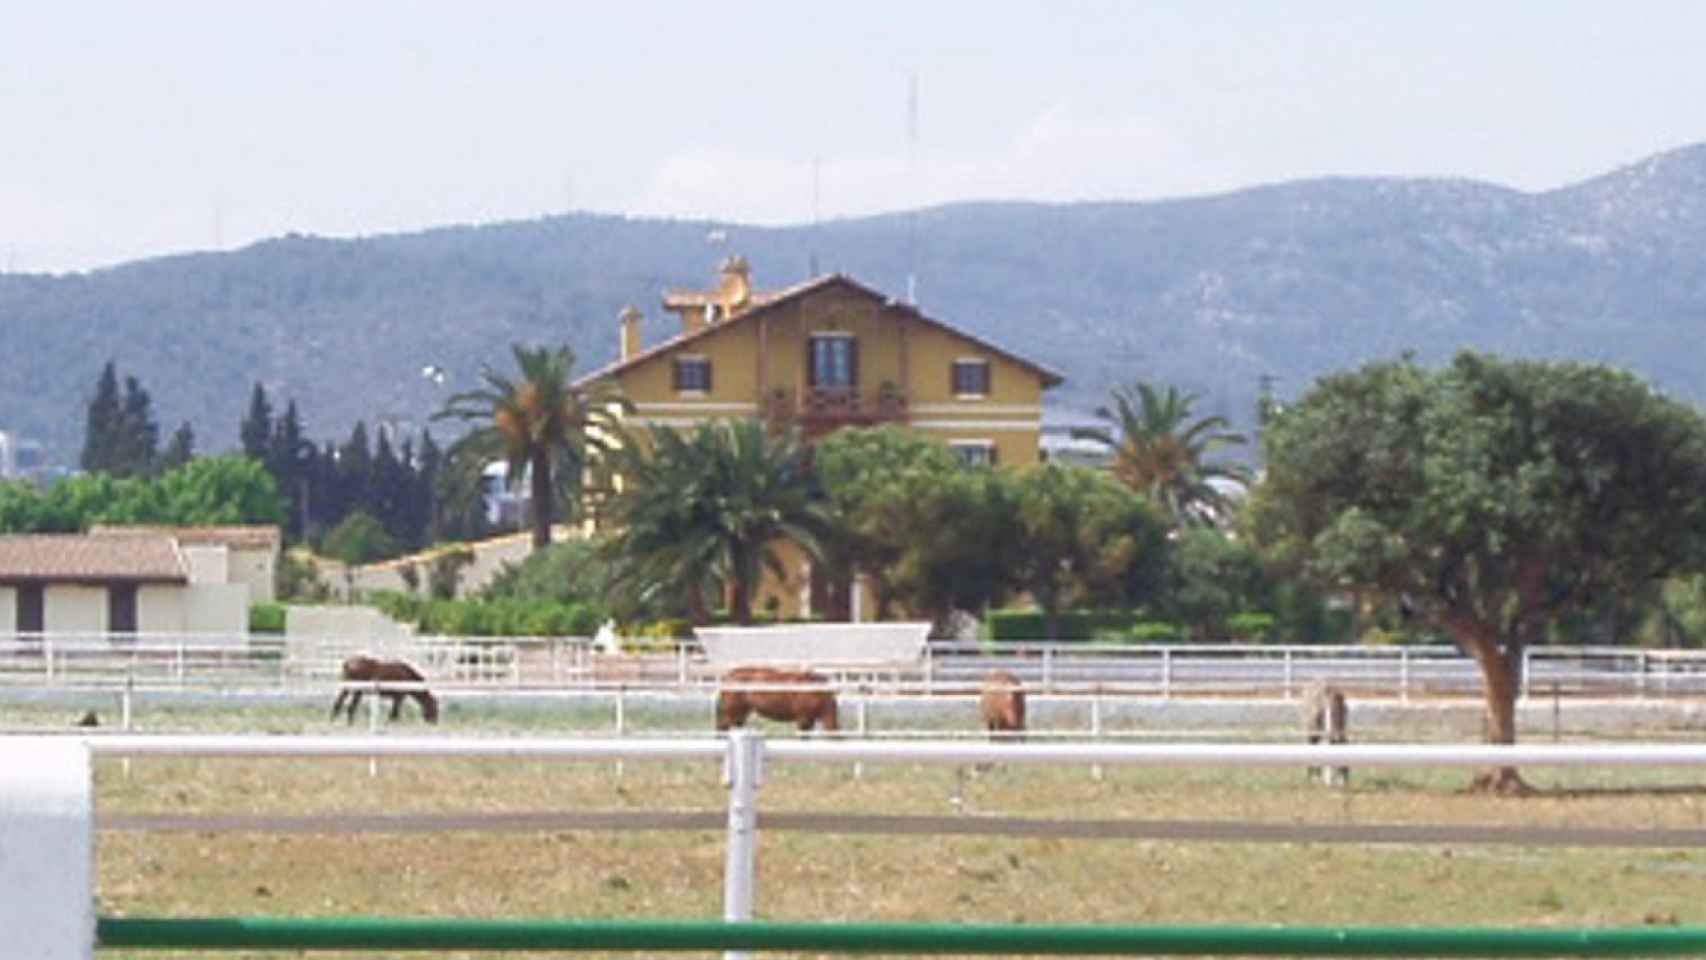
[116,375,159,477]
[240,382,274,461]
[338,422,374,523]
[310,441,340,536]
[81,361,122,473]
[269,400,310,540]
[417,429,443,545]
[371,428,406,541]
[160,421,196,470]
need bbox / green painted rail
[96,918,1706,955]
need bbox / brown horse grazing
[1301,679,1348,786]
[979,671,1026,741]
[716,666,839,733]
[331,655,439,724]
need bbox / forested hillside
[7,141,1706,462]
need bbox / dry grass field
[5,698,1706,959]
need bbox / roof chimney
[618,306,643,361]
[718,255,752,314]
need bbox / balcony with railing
[765,384,908,434]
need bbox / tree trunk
[731,580,753,626]
[686,584,709,626]
[529,451,553,551]
[1458,627,1534,795]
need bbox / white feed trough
[696,622,932,673]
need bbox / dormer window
[673,356,712,393]
[952,359,991,398]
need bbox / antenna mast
[906,71,919,305]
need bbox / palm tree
[604,419,831,624]
[433,344,629,551]
[1071,381,1251,528]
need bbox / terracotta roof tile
[0,534,188,582]
[89,524,282,550]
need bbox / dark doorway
[108,583,138,634]
[16,584,44,634]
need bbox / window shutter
[671,360,683,391]
[849,338,860,387]
[704,360,713,392]
[806,339,817,387]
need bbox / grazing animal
[716,666,839,733]
[979,671,1027,741]
[1301,679,1349,786]
[330,655,439,724]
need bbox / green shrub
[564,603,604,637]
[369,590,426,627]
[248,603,287,634]
[1123,620,1182,643]
[368,592,609,638]
[1224,612,1278,642]
[275,550,330,602]
[986,609,1150,642]
[322,511,403,565]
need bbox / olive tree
[1250,352,1706,792]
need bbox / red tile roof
[0,534,188,583]
[89,524,282,550]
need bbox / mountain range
[6,141,1706,463]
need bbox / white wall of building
[183,584,249,639]
[138,585,187,633]
[230,545,276,604]
[0,587,14,632]
[44,585,104,634]
[181,545,231,585]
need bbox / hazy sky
[6,1,1706,273]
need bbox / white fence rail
[5,632,1706,700]
[10,733,1706,958]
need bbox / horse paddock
[4,697,1703,958]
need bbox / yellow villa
[575,256,1063,619]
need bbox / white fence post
[614,686,628,780]
[1399,648,1411,703]
[367,685,381,777]
[1090,690,1104,782]
[722,730,763,960]
[0,738,93,960]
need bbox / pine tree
[81,361,121,473]
[160,422,196,470]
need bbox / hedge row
[369,591,607,638]
[986,609,1280,643]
